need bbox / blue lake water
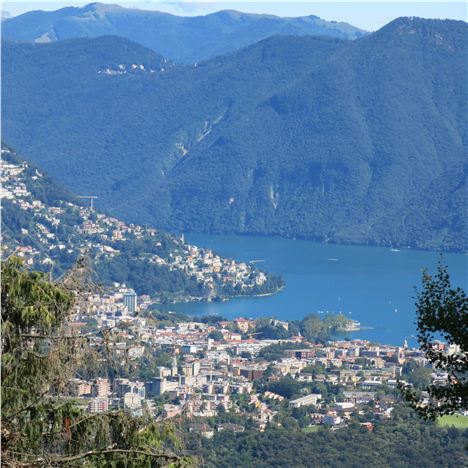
[161,234,467,346]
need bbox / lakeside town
[1,145,282,301]
[61,286,462,436]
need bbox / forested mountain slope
[1,2,365,63]
[2,18,467,251]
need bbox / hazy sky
[2,1,467,31]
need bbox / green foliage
[300,315,329,340]
[254,313,350,342]
[408,367,432,391]
[208,330,224,341]
[185,408,468,467]
[1,258,189,466]
[265,376,302,399]
[3,19,466,251]
[148,309,192,326]
[260,375,341,404]
[400,262,467,418]
[299,314,347,341]
[96,249,207,299]
[1,257,75,434]
[258,342,303,361]
[198,315,227,324]
[255,320,292,340]
[301,362,326,377]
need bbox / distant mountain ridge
[1,2,366,63]
[2,17,467,251]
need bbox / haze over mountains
[1,2,366,63]
[2,14,467,251]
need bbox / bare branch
[9,445,181,467]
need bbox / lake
[161,234,467,346]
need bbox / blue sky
[2,1,466,30]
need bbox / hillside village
[1,145,282,301]
[97,60,170,76]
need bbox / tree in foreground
[400,262,467,418]
[1,257,190,467]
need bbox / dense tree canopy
[1,257,188,467]
[400,263,467,418]
[185,405,467,467]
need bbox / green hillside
[2,18,467,251]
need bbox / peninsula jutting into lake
[160,234,467,346]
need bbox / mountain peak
[80,2,126,15]
[82,2,122,11]
[379,15,466,33]
[372,16,467,51]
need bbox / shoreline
[152,284,285,306]
[231,284,286,299]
